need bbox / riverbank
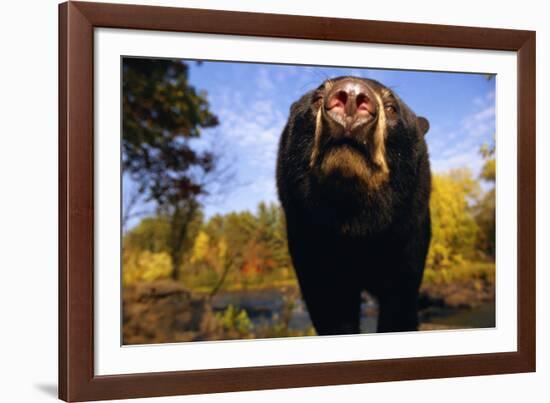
[123,262,495,344]
[420,261,495,308]
[418,261,495,330]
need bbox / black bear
[276,76,431,335]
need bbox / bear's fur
[276,76,431,334]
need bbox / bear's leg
[286,225,361,335]
[376,219,429,333]
[376,287,419,332]
[297,268,361,335]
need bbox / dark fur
[276,77,431,334]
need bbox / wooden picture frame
[59,1,536,401]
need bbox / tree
[427,169,479,270]
[255,202,292,274]
[479,145,496,182]
[123,216,170,253]
[122,211,203,282]
[122,57,219,280]
[475,140,496,257]
[122,249,172,285]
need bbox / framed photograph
[59,1,536,401]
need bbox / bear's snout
[325,78,377,134]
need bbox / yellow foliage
[423,261,495,285]
[122,250,172,284]
[480,159,496,182]
[427,171,478,270]
[215,305,253,336]
[123,250,172,285]
[190,230,210,264]
[217,238,227,262]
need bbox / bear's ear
[417,117,430,136]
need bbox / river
[211,288,495,334]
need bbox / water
[421,302,496,329]
[212,288,495,334]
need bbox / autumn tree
[122,57,219,280]
[212,211,259,289]
[427,169,479,270]
[255,202,292,274]
[180,203,294,294]
[475,141,496,258]
[122,249,172,285]
[123,216,170,254]
[123,211,203,284]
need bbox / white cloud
[201,70,290,216]
[429,90,495,176]
[430,145,484,175]
[256,66,275,92]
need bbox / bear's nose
[326,79,377,121]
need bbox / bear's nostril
[328,90,348,110]
[356,93,375,115]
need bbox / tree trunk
[168,202,197,281]
[208,257,233,299]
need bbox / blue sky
[124,60,495,223]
